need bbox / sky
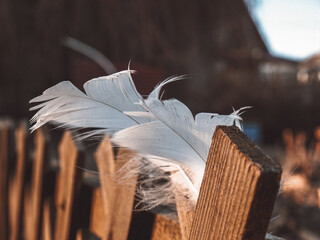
[251,0,320,61]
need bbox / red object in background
[70,58,165,96]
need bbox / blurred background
[1,0,320,239]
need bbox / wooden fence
[0,120,282,240]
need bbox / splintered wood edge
[189,126,282,240]
[218,126,282,173]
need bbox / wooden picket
[0,121,9,240]
[189,126,281,240]
[151,215,182,240]
[9,124,26,240]
[24,128,46,240]
[42,198,53,240]
[54,131,82,240]
[0,120,281,240]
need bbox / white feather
[112,79,247,206]
[115,156,198,210]
[30,70,153,133]
[30,69,247,210]
[111,110,246,206]
[111,121,205,193]
[62,36,117,75]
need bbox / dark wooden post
[189,126,282,240]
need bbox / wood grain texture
[174,196,195,240]
[108,148,138,240]
[24,128,46,240]
[0,122,8,240]
[89,188,107,239]
[94,137,115,240]
[151,214,182,240]
[189,126,282,240]
[54,131,79,240]
[9,124,26,240]
[94,137,137,240]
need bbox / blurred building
[0,0,266,115]
[298,54,320,84]
[1,0,319,142]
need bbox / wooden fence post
[24,128,46,240]
[189,126,282,240]
[42,198,53,240]
[151,214,182,240]
[174,195,195,240]
[54,131,82,240]
[8,124,27,240]
[150,186,193,240]
[0,124,283,240]
[89,188,108,239]
[94,137,138,240]
[0,121,9,240]
[92,137,114,239]
[109,148,138,240]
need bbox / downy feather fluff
[30,70,247,210]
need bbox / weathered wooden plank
[94,137,115,240]
[94,137,138,240]
[8,124,26,240]
[89,188,107,239]
[24,128,46,240]
[54,131,80,240]
[109,148,137,240]
[0,121,9,240]
[151,214,182,240]
[42,198,52,240]
[189,126,282,240]
[174,196,194,240]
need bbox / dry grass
[268,127,320,240]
